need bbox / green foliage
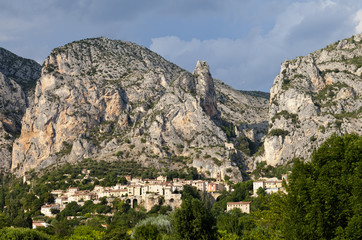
[181,185,200,201]
[57,141,73,156]
[0,213,10,229]
[172,198,216,240]
[343,55,362,68]
[221,120,236,140]
[271,110,298,124]
[115,150,123,156]
[268,129,289,137]
[212,181,253,215]
[251,161,292,179]
[334,106,362,119]
[109,208,146,231]
[217,209,255,238]
[132,215,171,239]
[234,135,259,156]
[313,82,349,106]
[281,134,362,239]
[320,68,340,77]
[0,227,50,240]
[32,158,158,191]
[164,167,199,181]
[68,225,105,240]
[212,157,222,166]
[253,144,265,157]
[57,201,80,220]
[249,192,287,239]
[132,223,161,240]
[281,78,291,90]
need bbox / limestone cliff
[261,34,362,166]
[11,38,269,180]
[0,47,41,172]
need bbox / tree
[80,200,95,215]
[132,223,161,240]
[57,201,80,220]
[68,225,105,240]
[172,198,216,240]
[53,220,74,238]
[0,187,5,211]
[212,180,253,215]
[217,209,254,237]
[0,227,50,240]
[41,192,54,204]
[282,134,362,239]
[181,185,200,200]
[23,193,37,210]
[0,213,10,229]
[102,228,130,240]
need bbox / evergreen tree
[172,197,216,240]
[283,134,362,239]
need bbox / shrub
[268,129,289,137]
[115,151,123,156]
[271,110,299,124]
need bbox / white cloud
[354,9,362,33]
[0,0,361,91]
[150,0,362,91]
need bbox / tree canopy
[282,133,362,239]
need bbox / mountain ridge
[0,48,41,172]
[259,33,362,166]
[9,37,269,180]
[0,34,360,178]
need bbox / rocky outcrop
[193,61,218,118]
[11,38,268,180]
[261,34,362,166]
[0,47,41,172]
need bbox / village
[40,172,228,218]
[39,170,288,224]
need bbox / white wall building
[41,204,60,217]
[226,201,251,214]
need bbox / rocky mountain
[261,34,362,166]
[0,47,41,172]
[11,38,269,179]
[215,80,269,145]
[8,34,358,178]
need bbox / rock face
[261,34,362,166]
[193,61,218,118]
[215,81,269,143]
[6,34,360,177]
[11,38,269,180]
[0,47,41,172]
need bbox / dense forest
[0,134,360,239]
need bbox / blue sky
[0,0,361,91]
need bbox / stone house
[32,220,50,229]
[253,177,284,196]
[41,204,60,217]
[226,201,251,214]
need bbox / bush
[132,215,171,238]
[268,129,289,137]
[0,227,50,240]
[115,151,123,156]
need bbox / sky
[0,0,361,92]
